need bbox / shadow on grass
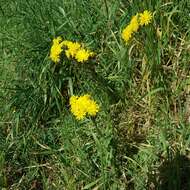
[148,151,190,190]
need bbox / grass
[0,0,190,189]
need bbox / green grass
[0,0,190,189]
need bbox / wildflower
[122,10,153,44]
[63,41,81,59]
[121,25,133,43]
[70,95,86,120]
[70,94,99,120]
[62,40,72,46]
[121,14,139,44]
[50,37,64,63]
[75,49,94,63]
[139,10,152,26]
[85,99,100,116]
[130,14,139,32]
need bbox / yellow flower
[62,40,72,46]
[139,10,152,26]
[86,100,100,116]
[130,14,139,32]
[70,95,78,106]
[70,95,86,120]
[70,94,99,120]
[50,37,64,63]
[121,14,139,44]
[75,49,94,63]
[121,25,133,43]
[64,41,81,59]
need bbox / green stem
[68,77,73,96]
[103,0,109,19]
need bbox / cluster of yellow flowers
[62,40,94,62]
[50,37,95,63]
[69,94,100,120]
[122,10,153,44]
[49,10,154,120]
[49,38,98,120]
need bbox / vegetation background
[0,0,190,189]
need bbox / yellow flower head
[130,14,139,32]
[139,10,152,26]
[121,14,139,44]
[121,25,133,43]
[63,41,81,59]
[70,95,78,106]
[75,49,94,63]
[62,40,72,46]
[70,94,99,120]
[86,100,100,116]
[50,37,64,63]
[70,95,86,120]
